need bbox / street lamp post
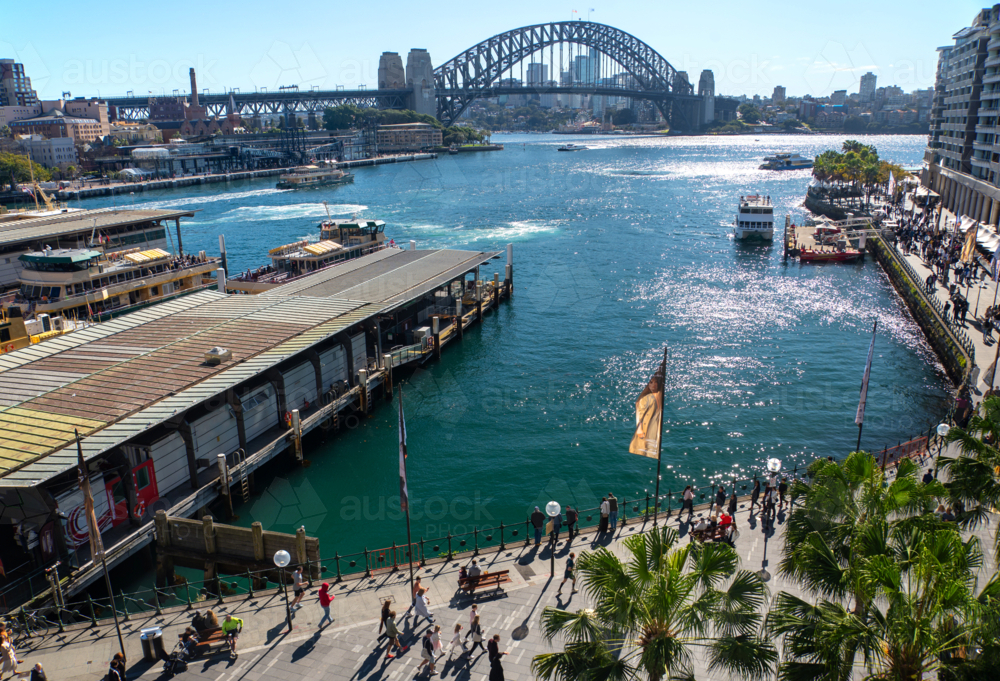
[545,501,561,579]
[273,549,293,633]
[935,423,951,473]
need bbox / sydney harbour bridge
[102,22,704,130]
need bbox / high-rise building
[772,85,786,103]
[831,90,847,105]
[0,59,39,107]
[925,5,1000,225]
[859,72,877,101]
[526,63,548,87]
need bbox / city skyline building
[859,72,877,101]
[772,85,786,103]
[0,59,38,107]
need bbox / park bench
[192,627,229,655]
[459,570,511,596]
[689,525,737,544]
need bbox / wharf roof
[0,247,498,488]
[269,247,501,309]
[0,289,382,487]
[0,209,195,250]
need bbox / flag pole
[76,431,124,657]
[653,346,668,526]
[855,321,877,453]
[398,387,415,596]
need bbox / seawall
[870,236,973,385]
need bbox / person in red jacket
[317,583,334,628]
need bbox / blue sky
[0,1,984,101]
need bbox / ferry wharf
[53,154,439,202]
[0,243,511,610]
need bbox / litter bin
[140,627,164,662]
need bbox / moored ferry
[759,153,813,170]
[13,246,220,320]
[276,164,355,190]
[734,195,775,240]
[228,213,394,293]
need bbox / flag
[629,350,667,458]
[76,430,105,562]
[398,387,409,514]
[992,251,1000,281]
[855,322,877,427]
[960,223,978,263]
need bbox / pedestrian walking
[408,576,426,611]
[413,587,434,624]
[290,566,306,611]
[778,478,789,510]
[944,300,951,321]
[383,611,407,658]
[378,599,392,638]
[106,654,125,681]
[468,604,479,627]
[530,506,545,545]
[557,552,577,595]
[749,478,760,516]
[489,656,506,681]
[599,496,610,533]
[565,505,577,540]
[467,615,485,654]
[1,639,18,680]
[487,634,508,663]
[682,485,694,521]
[417,630,437,675]
[727,490,737,517]
[449,623,467,657]
[431,625,442,658]
[714,485,726,512]
[607,493,618,530]
[317,582,334,628]
[29,663,45,681]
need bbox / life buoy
[284,411,292,428]
[4,343,13,353]
[135,499,147,517]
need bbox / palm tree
[940,394,1000,562]
[532,527,776,681]
[771,452,996,680]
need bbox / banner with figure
[629,352,667,458]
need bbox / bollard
[499,522,506,550]
[121,591,130,621]
[246,570,254,598]
[447,533,453,559]
[87,594,97,626]
[419,538,426,566]
[185,585,193,609]
[525,519,531,546]
[391,542,398,570]
[364,547,371,578]
[153,585,162,616]
[474,527,479,556]
[55,606,64,634]
[334,553,342,581]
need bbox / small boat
[799,245,861,263]
[448,144,459,155]
[276,164,354,189]
[733,195,775,240]
[760,153,813,171]
[558,144,588,151]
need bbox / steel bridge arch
[434,21,696,127]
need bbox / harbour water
[83,133,949,563]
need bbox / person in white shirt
[290,567,307,611]
[468,559,482,577]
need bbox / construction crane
[32,182,56,212]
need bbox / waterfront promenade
[11,492,996,681]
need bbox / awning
[914,185,939,198]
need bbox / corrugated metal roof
[0,245,498,487]
[0,209,194,249]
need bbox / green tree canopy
[532,526,777,681]
[738,103,762,124]
[0,151,52,190]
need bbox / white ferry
[759,153,813,171]
[13,246,220,319]
[276,164,354,190]
[734,195,775,240]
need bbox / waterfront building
[0,59,38,107]
[772,85,786,104]
[0,104,41,127]
[375,122,442,151]
[17,135,77,170]
[924,5,1000,225]
[859,71,877,101]
[8,109,105,144]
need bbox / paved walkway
[10,494,996,681]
